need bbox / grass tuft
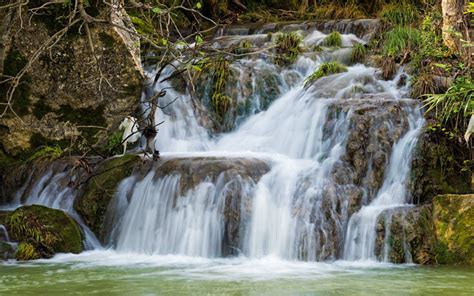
[323,32,342,47]
[379,3,419,26]
[304,61,348,86]
[383,26,421,57]
[274,32,303,66]
[351,43,367,63]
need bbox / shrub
[27,145,63,162]
[304,61,348,86]
[323,32,342,47]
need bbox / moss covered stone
[75,154,140,241]
[432,194,474,265]
[3,205,83,260]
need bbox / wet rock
[75,154,140,240]
[375,205,435,264]
[1,205,83,260]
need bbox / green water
[0,251,473,295]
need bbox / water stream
[2,22,464,294]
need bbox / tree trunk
[441,0,467,53]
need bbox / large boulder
[432,194,474,265]
[0,1,144,155]
[1,205,83,260]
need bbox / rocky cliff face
[0,2,143,155]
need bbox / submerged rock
[0,205,83,260]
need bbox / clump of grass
[314,3,366,20]
[304,62,348,86]
[423,77,474,129]
[27,145,63,162]
[383,26,421,57]
[15,242,40,261]
[379,3,419,26]
[274,32,303,66]
[351,43,367,63]
[323,32,342,47]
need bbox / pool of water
[1,251,473,295]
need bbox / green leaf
[195,35,203,44]
[196,2,202,9]
[152,7,161,14]
[161,38,168,46]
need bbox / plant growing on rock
[304,62,348,86]
[323,32,342,47]
[351,43,367,63]
[274,32,303,66]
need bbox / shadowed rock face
[0,3,143,155]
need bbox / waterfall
[343,108,424,261]
[8,24,425,263]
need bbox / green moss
[433,195,474,265]
[75,154,139,240]
[26,145,63,162]
[323,32,342,47]
[351,43,367,63]
[304,62,348,86]
[1,49,31,116]
[6,205,83,260]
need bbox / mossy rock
[4,205,83,260]
[75,154,140,241]
[432,194,474,265]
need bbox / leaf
[152,7,161,14]
[195,35,203,44]
[196,2,202,9]
[161,38,168,46]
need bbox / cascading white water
[9,26,424,263]
[343,108,424,261]
[106,28,420,261]
[6,166,101,249]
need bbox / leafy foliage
[304,62,348,86]
[423,77,474,129]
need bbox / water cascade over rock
[7,20,428,263]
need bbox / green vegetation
[433,194,474,265]
[105,132,124,156]
[351,43,367,63]
[379,3,419,26]
[323,32,342,47]
[304,62,348,86]
[6,205,82,260]
[382,26,421,57]
[274,32,303,66]
[423,77,474,128]
[26,145,64,162]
